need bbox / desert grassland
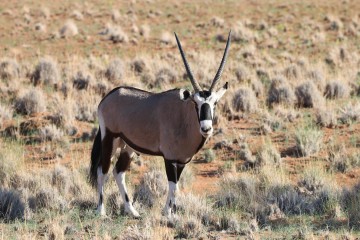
[0,0,360,239]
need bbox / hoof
[97,206,106,217]
[125,204,140,218]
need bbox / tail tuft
[89,128,101,188]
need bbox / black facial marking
[169,199,172,207]
[125,193,130,202]
[199,90,211,99]
[200,103,212,121]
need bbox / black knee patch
[164,160,187,183]
[164,160,177,183]
[125,193,129,202]
[99,193,103,205]
[115,152,131,173]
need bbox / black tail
[89,128,102,188]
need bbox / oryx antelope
[89,31,231,217]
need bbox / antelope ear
[179,89,191,101]
[215,82,228,100]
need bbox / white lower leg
[163,181,177,216]
[97,167,107,216]
[113,169,139,217]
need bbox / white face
[193,85,227,138]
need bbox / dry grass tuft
[0,103,13,128]
[72,70,92,90]
[0,189,28,221]
[0,59,20,81]
[34,23,46,32]
[160,31,175,45]
[232,87,258,113]
[134,170,167,208]
[338,102,360,124]
[267,76,296,107]
[342,183,360,229]
[324,80,350,99]
[316,108,338,128]
[39,125,64,142]
[59,20,78,38]
[105,58,123,84]
[210,16,225,27]
[295,81,325,108]
[30,58,59,87]
[30,187,67,212]
[139,25,151,40]
[14,88,46,115]
[295,126,323,156]
[108,26,129,44]
[154,67,177,89]
[71,10,83,21]
[255,141,282,167]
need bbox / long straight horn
[209,30,231,92]
[174,32,202,92]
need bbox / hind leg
[113,145,139,217]
[97,131,114,216]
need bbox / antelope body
[89,32,231,217]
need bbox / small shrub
[105,58,123,83]
[30,58,59,87]
[306,69,325,91]
[234,65,251,83]
[284,64,301,80]
[316,109,337,128]
[139,25,150,40]
[0,189,27,221]
[0,103,13,128]
[0,59,20,81]
[134,170,167,208]
[176,217,204,239]
[238,141,256,164]
[154,67,177,89]
[338,103,360,124]
[204,149,216,163]
[72,71,92,90]
[59,20,78,38]
[295,127,323,156]
[109,26,129,44]
[295,81,325,108]
[30,187,66,212]
[14,89,46,115]
[232,87,258,113]
[342,183,360,229]
[160,31,175,45]
[328,144,360,173]
[267,76,296,107]
[40,125,64,142]
[51,165,71,194]
[130,58,148,75]
[324,81,349,99]
[255,142,281,167]
[210,16,225,27]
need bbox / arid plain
[0,0,360,239]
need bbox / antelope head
[175,31,231,138]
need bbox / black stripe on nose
[200,103,212,121]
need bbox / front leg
[163,160,185,217]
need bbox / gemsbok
[89,31,231,217]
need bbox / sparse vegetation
[0,0,359,238]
